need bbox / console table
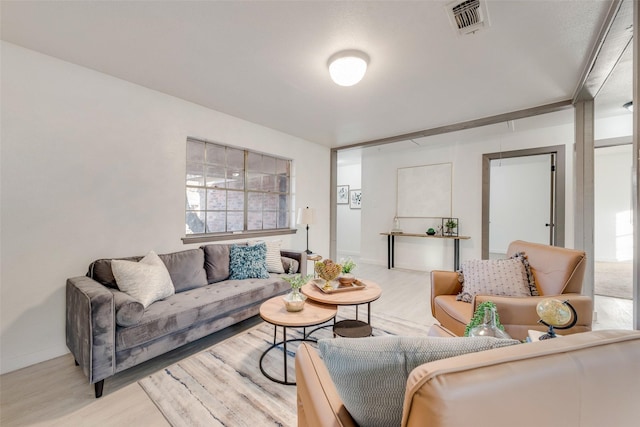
[380,232,471,270]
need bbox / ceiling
[1,1,615,148]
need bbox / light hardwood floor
[0,260,631,426]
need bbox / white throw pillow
[249,240,284,273]
[112,251,175,308]
[456,258,531,303]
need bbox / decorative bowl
[338,274,356,286]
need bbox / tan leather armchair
[431,240,593,340]
[296,330,640,427]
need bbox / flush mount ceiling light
[328,50,369,86]
[623,101,633,112]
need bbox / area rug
[139,308,431,427]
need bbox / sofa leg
[75,359,79,366]
[94,380,104,398]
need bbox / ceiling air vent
[446,0,490,35]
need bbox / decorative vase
[315,260,342,291]
[283,289,306,312]
[468,305,511,339]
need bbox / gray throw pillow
[158,249,208,292]
[201,243,246,283]
[319,335,520,427]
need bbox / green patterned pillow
[318,335,520,427]
[229,243,269,280]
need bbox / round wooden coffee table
[301,279,382,338]
[259,295,337,385]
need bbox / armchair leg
[74,359,79,366]
[94,380,104,398]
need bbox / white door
[489,154,554,256]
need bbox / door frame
[481,145,566,259]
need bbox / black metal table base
[259,336,316,385]
[259,321,334,386]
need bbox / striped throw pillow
[249,240,284,273]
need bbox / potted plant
[338,257,357,286]
[444,219,457,236]
[281,271,314,312]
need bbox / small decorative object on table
[536,298,577,340]
[338,257,357,286]
[426,228,436,236]
[315,259,342,291]
[442,217,459,237]
[391,216,403,234]
[465,301,511,339]
[281,271,314,312]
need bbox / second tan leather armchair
[431,240,593,340]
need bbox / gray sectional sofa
[66,243,306,397]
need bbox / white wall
[359,112,576,271]
[0,42,330,374]
[336,153,361,257]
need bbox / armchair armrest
[295,343,357,427]
[475,294,593,339]
[430,270,462,317]
[66,276,116,384]
[280,249,307,277]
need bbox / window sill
[182,229,298,245]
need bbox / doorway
[594,144,633,303]
[482,146,566,259]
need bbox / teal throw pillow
[318,335,520,427]
[229,243,269,280]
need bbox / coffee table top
[259,295,337,327]
[301,279,382,305]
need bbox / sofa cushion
[318,335,520,427]
[158,249,208,292]
[229,243,269,280]
[111,251,175,308]
[89,256,142,288]
[456,258,531,303]
[202,243,246,283]
[110,289,144,327]
[115,276,289,350]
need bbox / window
[185,138,291,235]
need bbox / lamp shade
[297,207,315,226]
[328,50,369,87]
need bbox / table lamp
[297,207,315,254]
[536,298,578,340]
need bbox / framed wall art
[337,185,349,204]
[396,163,452,218]
[349,189,362,209]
